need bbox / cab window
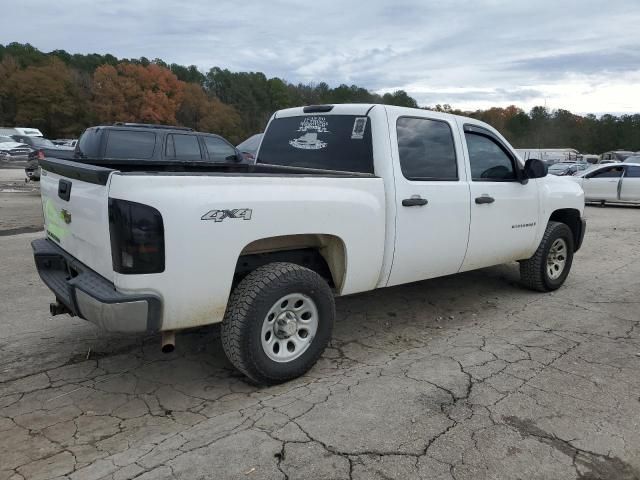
[465,133,517,181]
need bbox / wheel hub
[546,238,567,280]
[274,311,298,339]
[261,293,319,363]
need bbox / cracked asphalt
[1,194,639,479]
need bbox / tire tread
[520,221,573,292]
[221,262,334,384]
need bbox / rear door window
[203,136,237,162]
[624,166,640,178]
[104,130,156,159]
[257,115,374,173]
[166,134,203,160]
[396,117,458,181]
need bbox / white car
[0,135,32,160]
[568,163,640,204]
[32,104,586,384]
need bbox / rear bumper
[31,238,161,333]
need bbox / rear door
[40,160,115,280]
[165,133,204,161]
[460,124,539,271]
[582,165,624,201]
[621,165,640,201]
[387,113,471,286]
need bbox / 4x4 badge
[201,209,252,222]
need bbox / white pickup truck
[33,104,586,384]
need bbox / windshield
[0,136,15,143]
[237,133,263,154]
[623,156,640,163]
[257,115,374,174]
[30,137,55,147]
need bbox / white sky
[2,0,640,115]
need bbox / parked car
[236,133,263,162]
[567,163,640,205]
[547,162,589,176]
[32,104,585,385]
[516,148,579,165]
[0,135,32,162]
[73,123,244,165]
[52,139,78,148]
[599,150,634,163]
[577,154,599,164]
[10,135,76,160]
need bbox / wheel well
[233,234,346,291]
[549,209,582,251]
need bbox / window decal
[289,116,329,150]
[351,117,367,139]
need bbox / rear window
[257,115,374,173]
[104,130,156,159]
[77,129,102,158]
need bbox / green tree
[8,58,87,136]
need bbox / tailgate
[40,158,116,280]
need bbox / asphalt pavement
[1,186,639,480]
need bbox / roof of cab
[274,103,486,126]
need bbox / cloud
[1,0,640,113]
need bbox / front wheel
[221,262,335,385]
[520,221,575,292]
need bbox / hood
[0,141,30,151]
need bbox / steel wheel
[261,293,318,363]
[546,238,567,280]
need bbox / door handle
[475,195,495,204]
[402,197,428,207]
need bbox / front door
[460,124,540,271]
[583,165,624,201]
[387,114,471,286]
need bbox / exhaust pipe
[50,301,71,316]
[161,331,175,353]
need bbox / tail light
[108,198,165,274]
[37,149,45,160]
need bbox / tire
[220,262,335,385]
[520,221,574,292]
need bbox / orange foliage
[92,62,185,124]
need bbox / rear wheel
[221,262,334,385]
[520,221,574,292]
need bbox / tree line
[1,42,638,152]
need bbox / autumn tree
[92,62,185,125]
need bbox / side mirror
[524,158,547,179]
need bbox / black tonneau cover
[39,157,376,185]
